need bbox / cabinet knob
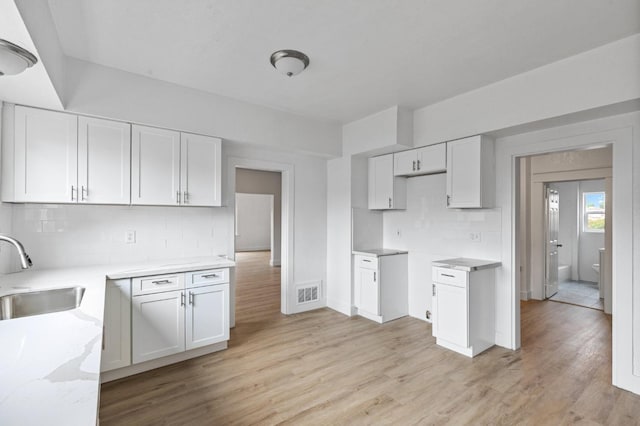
[412,160,416,171]
[176,191,181,204]
[388,197,392,208]
[71,185,76,201]
[373,272,376,282]
[417,159,421,170]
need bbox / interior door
[545,187,560,298]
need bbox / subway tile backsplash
[8,204,231,270]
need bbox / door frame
[227,157,294,316]
[496,125,635,392]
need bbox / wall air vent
[296,282,320,304]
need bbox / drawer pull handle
[362,259,371,263]
[189,291,194,305]
[201,273,219,279]
[181,292,185,307]
[441,273,455,278]
[152,279,172,284]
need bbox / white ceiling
[46,0,640,123]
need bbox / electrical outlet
[469,232,481,242]
[125,230,136,244]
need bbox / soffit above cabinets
[44,0,640,123]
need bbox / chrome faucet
[0,234,32,269]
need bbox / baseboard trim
[270,259,281,267]
[101,342,227,383]
[520,290,532,300]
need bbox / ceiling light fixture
[270,49,309,77]
[0,39,38,76]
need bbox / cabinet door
[132,290,185,363]
[131,125,181,205]
[101,279,131,372]
[446,138,482,208]
[359,268,379,315]
[433,282,468,347]
[180,133,221,206]
[185,284,229,350]
[13,106,78,203]
[368,155,393,209]
[416,143,446,174]
[78,117,131,205]
[393,150,418,176]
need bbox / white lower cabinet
[131,269,230,364]
[354,253,408,323]
[432,266,495,357]
[132,290,186,363]
[185,284,230,350]
[101,279,131,372]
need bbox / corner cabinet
[131,125,222,206]
[2,105,131,204]
[446,135,494,208]
[101,279,132,372]
[368,154,406,210]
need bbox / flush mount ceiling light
[0,39,38,76]
[270,49,310,77]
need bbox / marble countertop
[432,257,501,272]
[0,256,235,426]
[352,248,409,257]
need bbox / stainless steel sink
[0,286,85,320]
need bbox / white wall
[9,204,230,270]
[235,193,272,252]
[63,58,341,158]
[235,168,281,264]
[383,173,502,320]
[414,34,640,146]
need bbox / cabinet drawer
[186,268,228,288]
[132,273,184,296]
[355,255,378,270]
[432,267,467,287]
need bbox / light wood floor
[100,253,640,425]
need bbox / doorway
[234,168,282,324]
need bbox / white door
[101,279,132,372]
[368,155,393,209]
[359,268,379,315]
[433,282,468,347]
[446,138,481,208]
[185,284,229,350]
[416,143,446,174]
[132,290,185,363]
[180,133,221,206]
[13,106,78,203]
[545,187,560,298]
[131,125,181,205]
[393,150,418,176]
[78,117,131,204]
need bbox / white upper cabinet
[6,106,78,203]
[368,154,406,210]
[132,126,222,206]
[394,143,446,177]
[2,105,132,205]
[446,135,494,209]
[131,125,181,205]
[78,117,131,204]
[180,132,222,206]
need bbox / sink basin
[0,286,85,320]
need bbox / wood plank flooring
[99,254,640,425]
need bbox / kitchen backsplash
[6,203,231,270]
[382,173,502,318]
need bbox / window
[583,191,605,232]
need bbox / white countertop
[0,256,235,426]
[432,257,501,272]
[352,248,409,257]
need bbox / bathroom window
[583,192,605,232]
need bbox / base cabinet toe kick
[101,267,231,382]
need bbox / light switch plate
[125,230,136,244]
